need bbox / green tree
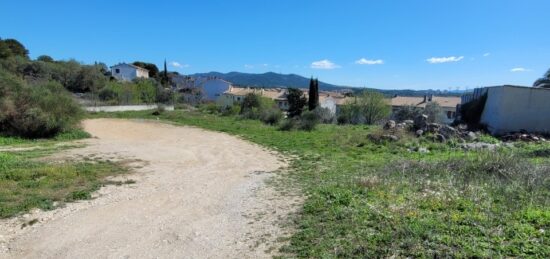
[37,55,54,62]
[394,105,423,121]
[341,91,390,124]
[161,59,169,86]
[533,68,550,88]
[71,65,107,93]
[287,88,307,117]
[1,39,29,58]
[133,61,160,79]
[424,102,444,123]
[308,77,319,111]
[134,79,157,104]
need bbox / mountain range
[187,71,464,97]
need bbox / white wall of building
[480,86,550,135]
[320,97,337,115]
[111,64,149,81]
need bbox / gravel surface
[1,118,298,258]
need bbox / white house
[110,63,149,81]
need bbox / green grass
[90,110,550,258]
[0,129,128,219]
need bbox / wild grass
[90,110,550,258]
[0,129,128,219]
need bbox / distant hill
[187,71,463,97]
[188,71,346,91]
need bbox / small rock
[465,131,477,141]
[414,114,429,130]
[439,125,458,138]
[417,147,429,153]
[403,120,414,125]
[381,134,399,141]
[415,129,424,137]
[384,120,396,130]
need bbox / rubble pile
[381,114,548,143]
[501,132,547,142]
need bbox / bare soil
[0,119,299,258]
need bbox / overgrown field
[96,110,549,257]
[0,130,129,218]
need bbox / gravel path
[1,119,297,258]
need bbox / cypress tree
[308,77,319,110]
[162,59,168,86]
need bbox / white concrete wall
[85,105,174,112]
[481,86,550,135]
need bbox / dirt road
[1,119,295,258]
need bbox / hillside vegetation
[91,109,550,258]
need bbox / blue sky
[1,0,548,89]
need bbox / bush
[313,107,334,124]
[260,108,283,125]
[278,118,298,131]
[0,70,83,138]
[220,104,241,116]
[199,103,220,114]
[394,105,423,122]
[298,111,319,131]
[337,91,390,125]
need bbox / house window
[237,97,241,101]
[115,68,120,74]
[447,111,453,119]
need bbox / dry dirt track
[1,119,296,259]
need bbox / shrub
[337,91,390,125]
[394,105,423,122]
[424,102,445,123]
[260,108,283,125]
[199,103,219,114]
[313,107,334,123]
[278,118,297,131]
[298,111,319,131]
[0,70,83,138]
[220,104,241,116]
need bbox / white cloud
[355,58,384,65]
[510,67,529,72]
[426,56,464,64]
[483,53,490,57]
[311,59,340,69]
[244,64,254,69]
[170,61,189,68]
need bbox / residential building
[110,63,149,81]
[220,86,352,114]
[389,95,461,124]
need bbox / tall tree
[287,88,307,117]
[161,59,169,86]
[0,38,29,59]
[533,68,550,88]
[308,77,319,111]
